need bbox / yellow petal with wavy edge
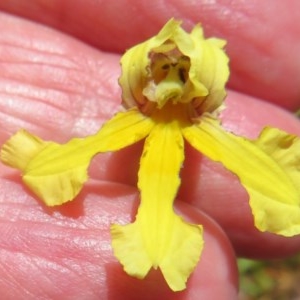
[174,24,229,114]
[182,115,300,236]
[119,19,182,108]
[1,129,48,171]
[253,127,300,236]
[0,109,154,206]
[111,118,203,291]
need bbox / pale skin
[0,1,300,299]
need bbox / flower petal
[95,108,155,152]
[174,25,229,114]
[1,109,154,206]
[182,116,300,236]
[1,129,48,171]
[119,19,182,108]
[111,120,203,291]
[253,126,300,236]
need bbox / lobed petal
[119,19,182,108]
[182,115,300,236]
[1,129,48,171]
[1,109,154,206]
[111,118,203,291]
[253,127,300,236]
[174,25,229,114]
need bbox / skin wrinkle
[1,216,110,296]
[1,251,48,296]
[0,97,73,137]
[0,215,88,234]
[0,110,58,139]
[0,13,72,55]
[0,13,120,101]
[0,79,70,110]
[0,44,85,97]
[0,41,79,69]
[1,61,80,79]
[1,251,93,299]
[0,180,137,225]
[0,97,74,136]
[0,91,69,117]
[1,62,86,94]
[25,256,68,296]
[0,255,38,299]
[0,262,20,295]
[0,21,121,139]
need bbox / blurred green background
[238,254,300,299]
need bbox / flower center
[143,49,190,109]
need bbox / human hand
[0,1,300,299]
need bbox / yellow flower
[2,19,300,291]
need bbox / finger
[0,178,238,299]
[1,1,300,109]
